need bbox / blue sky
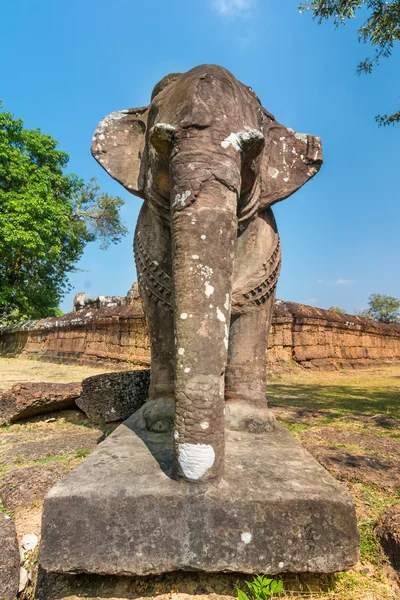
[2,0,399,314]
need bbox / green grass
[278,421,311,435]
[32,448,92,465]
[268,367,400,438]
[0,448,93,478]
[357,484,400,563]
[269,382,399,420]
[0,502,14,518]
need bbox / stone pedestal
[39,415,359,576]
[0,514,20,599]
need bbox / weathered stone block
[282,327,292,346]
[0,382,81,425]
[0,514,20,599]
[293,331,316,347]
[365,347,381,359]
[308,358,337,371]
[267,346,292,361]
[40,418,359,576]
[343,334,361,347]
[271,328,283,346]
[76,370,150,424]
[293,344,329,362]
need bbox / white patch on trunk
[180,313,188,320]
[224,323,229,349]
[178,443,215,480]
[184,367,191,373]
[216,307,226,322]
[173,190,191,209]
[224,293,230,310]
[205,282,214,297]
[178,347,185,356]
[196,264,213,278]
[192,254,199,260]
[200,421,210,429]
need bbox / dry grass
[0,356,122,391]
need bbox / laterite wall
[1,298,399,370]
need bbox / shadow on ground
[35,569,336,600]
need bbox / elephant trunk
[170,152,239,483]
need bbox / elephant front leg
[225,208,280,431]
[133,204,175,431]
[226,296,275,408]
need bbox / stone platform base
[39,417,359,576]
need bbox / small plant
[75,449,91,458]
[0,502,14,518]
[237,574,283,600]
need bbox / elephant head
[92,64,322,483]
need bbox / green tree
[328,306,346,314]
[299,0,400,126]
[0,103,128,324]
[360,293,400,322]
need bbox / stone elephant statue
[92,64,323,482]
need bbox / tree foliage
[0,104,128,324]
[360,293,400,322]
[328,306,346,314]
[299,0,400,125]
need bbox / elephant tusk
[150,123,176,157]
[221,129,265,159]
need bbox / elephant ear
[91,106,149,198]
[259,110,323,208]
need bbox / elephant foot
[130,398,175,433]
[225,401,276,433]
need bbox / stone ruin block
[0,514,20,599]
[76,370,150,424]
[39,418,359,576]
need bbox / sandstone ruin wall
[1,298,399,370]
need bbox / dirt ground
[1,358,399,600]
